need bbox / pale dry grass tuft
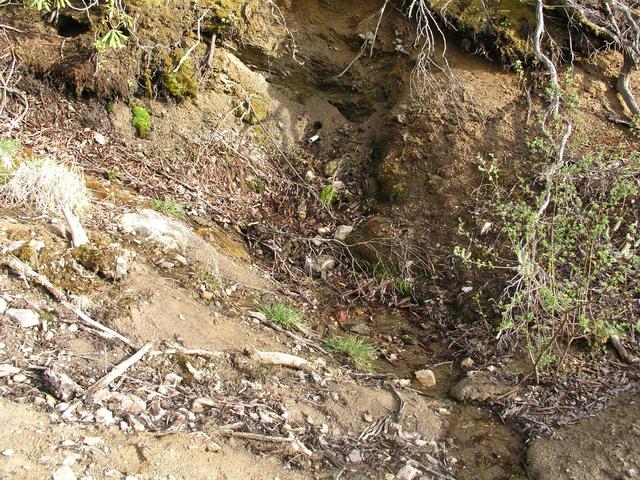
[0,157,90,216]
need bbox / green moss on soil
[131,104,151,137]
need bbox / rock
[347,449,363,463]
[304,255,337,278]
[159,261,175,269]
[0,298,6,314]
[12,373,26,383]
[324,160,339,177]
[450,373,511,402]
[93,132,107,145]
[396,379,411,387]
[83,436,104,447]
[94,407,115,426]
[331,180,345,192]
[396,463,421,480]
[6,308,40,328]
[304,170,316,182]
[28,239,45,251]
[415,369,436,387]
[334,225,353,242]
[1,449,14,457]
[52,466,77,480]
[200,291,214,301]
[43,366,82,401]
[348,324,371,336]
[248,311,267,322]
[192,397,217,413]
[0,364,20,378]
[174,254,188,265]
[460,357,475,369]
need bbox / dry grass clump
[0,157,90,216]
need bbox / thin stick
[0,254,133,347]
[62,205,89,248]
[88,342,153,394]
[172,9,209,74]
[220,430,293,443]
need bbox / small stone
[248,311,267,322]
[94,407,115,426]
[60,440,76,447]
[396,379,411,387]
[159,261,175,269]
[415,369,436,387]
[83,436,104,447]
[192,397,216,413]
[200,291,214,301]
[93,132,107,145]
[0,298,6,314]
[348,324,371,336]
[52,465,77,480]
[304,170,316,182]
[1,449,14,457]
[12,373,27,383]
[174,254,188,265]
[0,364,20,378]
[6,308,40,328]
[55,403,71,413]
[28,239,45,251]
[396,463,421,480]
[363,412,374,423]
[334,225,353,242]
[67,324,79,333]
[460,357,475,369]
[627,469,638,478]
[63,454,79,466]
[347,449,363,463]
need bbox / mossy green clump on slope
[131,105,151,137]
[431,0,536,62]
[162,51,198,99]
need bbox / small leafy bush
[320,184,338,206]
[259,303,302,330]
[456,150,640,376]
[325,335,379,371]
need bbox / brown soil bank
[527,395,640,480]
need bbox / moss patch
[162,51,198,99]
[131,104,151,137]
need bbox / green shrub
[320,185,338,206]
[325,335,379,372]
[131,105,151,138]
[456,150,640,376]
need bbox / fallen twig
[88,342,153,394]
[610,335,638,364]
[62,205,89,248]
[0,253,133,347]
[251,349,313,371]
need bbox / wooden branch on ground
[610,335,638,364]
[88,342,153,394]
[251,349,313,371]
[0,254,133,347]
[220,430,293,443]
[62,205,89,248]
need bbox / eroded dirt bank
[0,0,639,479]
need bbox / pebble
[174,254,188,265]
[52,465,77,480]
[83,436,104,447]
[1,449,14,457]
[94,407,115,426]
[396,379,411,387]
[460,357,475,369]
[0,298,6,314]
[93,132,107,145]
[347,449,363,463]
[304,170,316,182]
[200,291,214,301]
[396,463,421,480]
[0,364,20,378]
[415,369,436,387]
[6,308,40,328]
[159,261,175,269]
[334,225,353,242]
[67,324,79,333]
[12,373,27,383]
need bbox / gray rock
[334,225,353,242]
[347,449,363,463]
[0,298,6,315]
[396,463,421,480]
[415,369,436,387]
[43,366,82,401]
[349,324,372,336]
[94,407,115,426]
[450,373,511,402]
[0,364,20,378]
[6,308,39,328]
[52,466,77,480]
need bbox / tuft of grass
[0,157,90,215]
[259,303,302,330]
[131,105,151,138]
[325,335,379,372]
[152,197,187,220]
